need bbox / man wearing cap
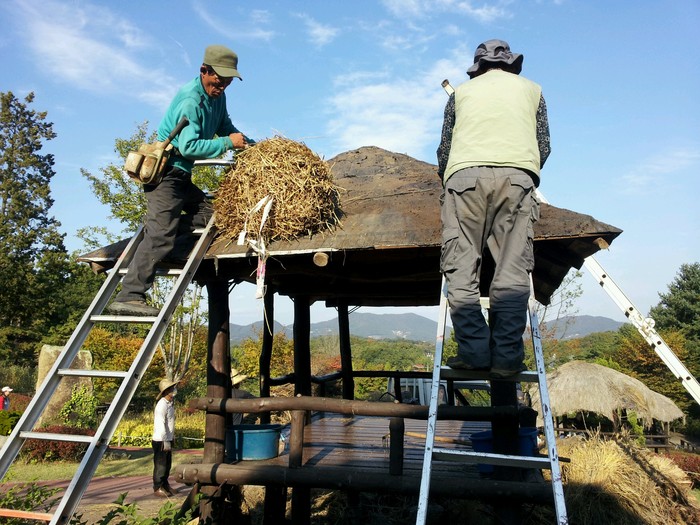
[152,378,177,497]
[109,45,254,316]
[436,39,551,378]
[1,386,12,410]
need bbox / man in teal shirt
[109,45,253,316]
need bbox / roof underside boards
[78,146,622,307]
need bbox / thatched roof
[529,361,684,426]
[78,146,622,309]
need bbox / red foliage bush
[664,451,700,488]
[20,425,95,462]
[7,393,32,413]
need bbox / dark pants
[152,440,172,490]
[441,166,539,370]
[116,166,212,302]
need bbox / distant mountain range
[230,313,624,344]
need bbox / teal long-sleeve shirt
[158,76,240,173]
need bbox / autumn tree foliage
[613,324,692,413]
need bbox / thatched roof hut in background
[529,360,684,428]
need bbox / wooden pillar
[338,301,355,400]
[491,380,521,524]
[389,417,404,475]
[292,295,312,397]
[260,291,274,424]
[200,278,233,523]
[291,296,312,525]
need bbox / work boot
[107,300,160,317]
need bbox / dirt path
[38,475,192,522]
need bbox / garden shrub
[0,410,21,436]
[111,409,205,448]
[60,385,98,429]
[664,450,700,488]
[19,425,94,462]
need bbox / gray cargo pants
[441,166,539,371]
[116,166,212,303]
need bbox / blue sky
[1,0,698,327]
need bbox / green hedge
[0,410,21,436]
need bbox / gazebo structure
[79,146,623,522]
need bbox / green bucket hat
[203,45,242,80]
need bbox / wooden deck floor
[176,413,553,503]
[295,413,486,475]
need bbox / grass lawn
[4,447,201,483]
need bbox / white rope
[237,195,274,299]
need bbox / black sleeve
[436,94,456,181]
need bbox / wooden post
[200,278,232,523]
[491,380,521,525]
[292,296,312,397]
[263,486,287,525]
[289,409,306,469]
[290,410,310,525]
[389,417,404,475]
[338,301,355,400]
[260,290,274,424]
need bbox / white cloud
[324,48,469,161]
[381,0,512,24]
[296,14,340,47]
[10,0,175,110]
[193,2,275,42]
[619,145,700,195]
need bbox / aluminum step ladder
[415,276,568,524]
[0,213,218,525]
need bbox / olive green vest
[444,69,542,183]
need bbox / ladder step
[58,369,128,379]
[440,369,538,382]
[432,448,552,469]
[0,508,53,521]
[20,431,94,444]
[90,314,159,323]
[117,267,184,276]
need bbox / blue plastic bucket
[469,427,538,474]
[225,424,282,462]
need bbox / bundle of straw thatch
[214,137,341,244]
[530,435,700,524]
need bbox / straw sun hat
[231,369,248,386]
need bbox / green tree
[0,91,62,328]
[648,262,700,369]
[0,92,102,366]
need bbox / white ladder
[0,213,218,525]
[415,276,568,524]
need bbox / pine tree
[0,91,62,327]
[0,92,101,363]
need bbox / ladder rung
[90,314,158,323]
[20,431,94,443]
[433,448,552,469]
[117,267,183,276]
[0,508,53,521]
[440,369,538,382]
[58,369,128,379]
